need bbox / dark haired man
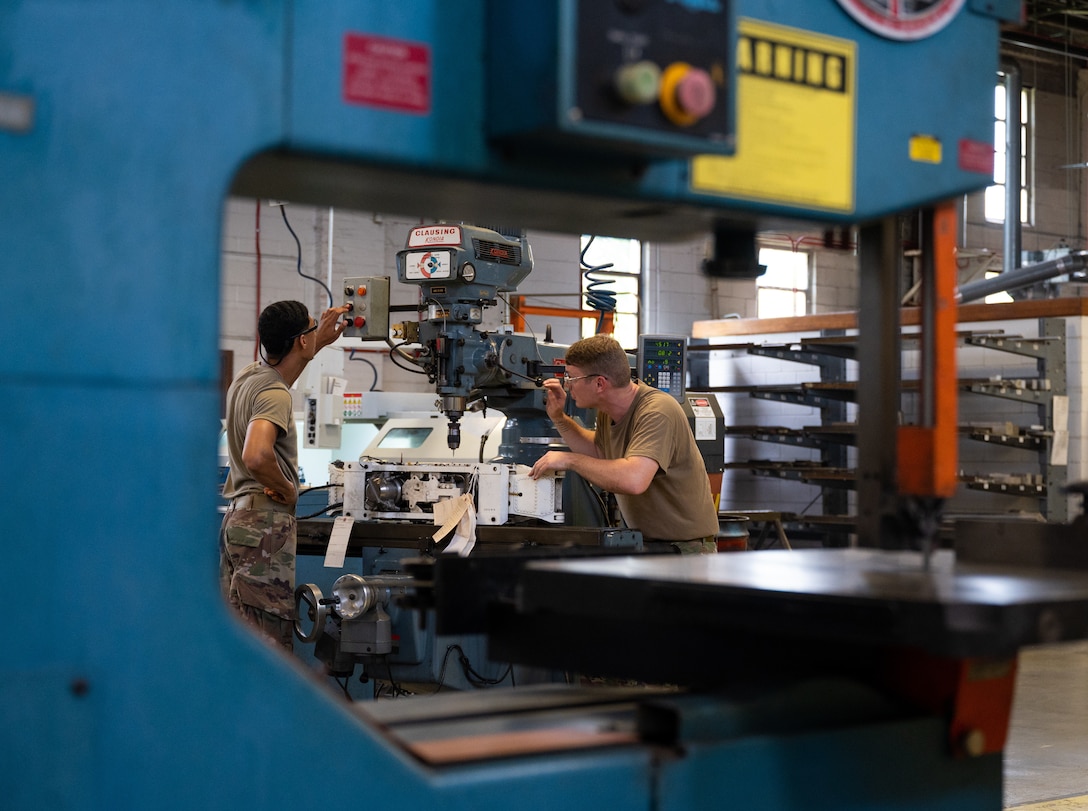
[219,300,350,649]
[529,334,719,554]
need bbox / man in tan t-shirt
[220,299,350,648]
[529,335,719,553]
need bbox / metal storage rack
[957,318,1068,523]
[693,304,1076,544]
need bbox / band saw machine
[8,2,1088,810]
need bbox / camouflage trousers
[219,505,297,651]
[673,537,719,555]
[645,537,719,555]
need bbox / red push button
[659,62,716,127]
[676,69,715,119]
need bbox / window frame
[984,80,1033,225]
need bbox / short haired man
[219,299,350,649]
[529,335,719,553]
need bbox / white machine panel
[339,461,563,525]
[509,468,564,524]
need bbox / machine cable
[495,349,545,386]
[386,338,429,374]
[291,483,343,519]
[346,349,379,390]
[477,423,496,463]
[278,204,334,308]
[334,675,354,702]
[498,293,550,361]
[493,302,553,384]
[436,644,515,691]
[580,235,618,333]
[377,655,411,698]
[297,501,343,519]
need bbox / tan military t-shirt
[221,362,299,500]
[595,382,718,541]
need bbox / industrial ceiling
[1011,1,1088,55]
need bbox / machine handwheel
[294,583,327,643]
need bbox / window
[756,248,808,318]
[579,235,640,350]
[985,80,1032,224]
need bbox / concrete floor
[1004,640,1088,809]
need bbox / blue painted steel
[658,718,1002,811]
[646,686,1002,811]
[970,0,1022,20]
[0,1,1015,808]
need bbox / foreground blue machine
[6,2,1079,810]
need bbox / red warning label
[959,139,995,175]
[343,33,431,115]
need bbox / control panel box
[683,393,724,474]
[487,0,735,157]
[638,335,686,401]
[342,276,390,340]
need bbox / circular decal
[835,0,966,41]
[415,251,441,277]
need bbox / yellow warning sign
[692,19,856,214]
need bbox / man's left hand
[529,451,571,480]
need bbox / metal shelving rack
[959,317,1068,522]
[703,315,1071,543]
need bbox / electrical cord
[443,644,515,688]
[495,353,543,385]
[335,675,353,702]
[279,204,334,308]
[498,293,548,364]
[347,350,379,390]
[386,338,430,375]
[379,655,411,698]
[296,501,344,520]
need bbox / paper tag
[445,506,478,557]
[432,496,467,540]
[324,515,354,568]
[433,493,477,556]
[695,416,716,440]
[1051,395,1069,466]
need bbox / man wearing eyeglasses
[220,299,350,649]
[529,334,719,554]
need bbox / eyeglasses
[562,373,601,391]
[289,321,318,342]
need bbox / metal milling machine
[335,223,575,520]
[6,2,1088,810]
[297,223,641,685]
[323,221,641,536]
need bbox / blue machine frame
[1,1,1024,808]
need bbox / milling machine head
[396,224,533,450]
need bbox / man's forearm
[247,454,297,503]
[552,413,597,456]
[564,454,651,496]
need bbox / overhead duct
[957,250,1088,302]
